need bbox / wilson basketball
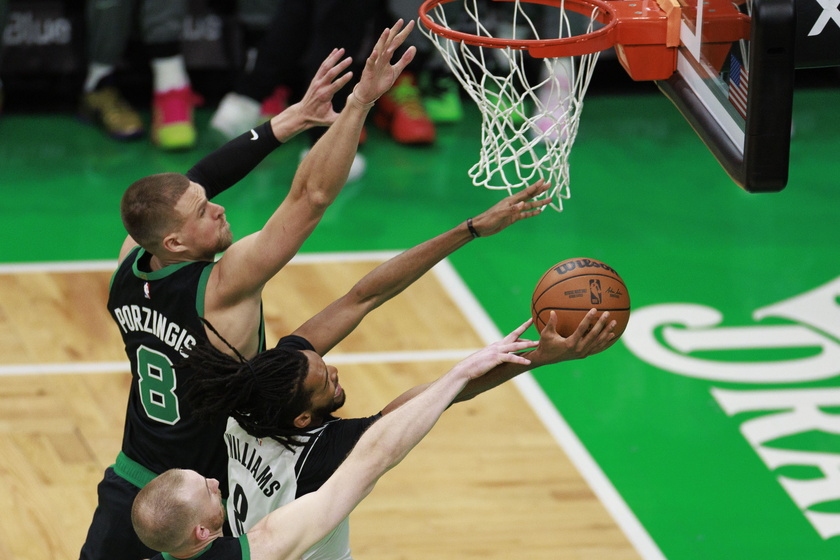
[531,258,630,343]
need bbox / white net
[420,0,603,211]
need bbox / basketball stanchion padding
[531,258,630,346]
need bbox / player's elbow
[291,177,337,214]
[307,186,334,212]
[345,281,385,312]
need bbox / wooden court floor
[0,256,640,560]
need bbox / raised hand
[287,48,354,128]
[352,19,417,106]
[529,309,617,367]
[450,319,537,381]
[468,179,553,238]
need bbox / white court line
[0,253,475,377]
[0,349,479,377]
[0,251,405,275]
[1,254,663,559]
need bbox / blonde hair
[131,469,197,553]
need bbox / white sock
[152,55,190,93]
[85,63,115,92]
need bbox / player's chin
[216,231,234,253]
[333,390,347,411]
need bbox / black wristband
[467,218,480,239]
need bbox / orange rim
[418,0,620,58]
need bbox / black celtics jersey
[107,247,239,490]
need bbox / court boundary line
[0,251,404,275]
[1,254,663,559]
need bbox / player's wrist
[270,106,307,142]
[466,218,481,239]
[348,86,377,110]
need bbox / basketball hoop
[419,0,681,211]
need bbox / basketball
[531,258,631,343]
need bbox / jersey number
[136,345,181,425]
[231,483,249,535]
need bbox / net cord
[420,0,602,212]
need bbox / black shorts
[78,467,156,560]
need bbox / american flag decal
[728,54,749,119]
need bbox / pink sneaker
[152,86,202,150]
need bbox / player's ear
[195,523,210,542]
[293,412,312,429]
[162,232,187,254]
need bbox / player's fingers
[500,340,538,355]
[316,48,346,78]
[394,46,417,73]
[500,351,533,366]
[582,311,609,340]
[540,310,560,337]
[328,70,354,93]
[568,308,598,341]
[512,179,547,201]
[392,19,414,47]
[578,313,614,353]
[326,56,353,80]
[519,197,552,214]
[380,20,404,52]
[369,27,391,61]
[507,318,533,340]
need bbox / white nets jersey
[224,414,378,559]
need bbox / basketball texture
[531,258,630,342]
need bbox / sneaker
[420,71,463,123]
[79,86,145,140]
[532,59,573,143]
[260,86,290,119]
[210,92,262,142]
[373,72,436,145]
[299,148,366,183]
[152,86,201,151]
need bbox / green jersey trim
[113,451,158,489]
[132,248,207,281]
[240,534,251,560]
[196,261,215,318]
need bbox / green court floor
[1,70,839,559]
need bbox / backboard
[655,0,796,192]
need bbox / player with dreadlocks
[186,181,617,559]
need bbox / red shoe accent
[153,86,202,126]
[260,86,290,118]
[152,87,202,149]
[374,72,436,145]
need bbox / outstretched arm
[187,48,353,199]
[381,310,616,415]
[209,20,416,307]
[291,180,551,355]
[245,330,536,560]
[117,49,353,264]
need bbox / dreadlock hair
[184,319,315,451]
